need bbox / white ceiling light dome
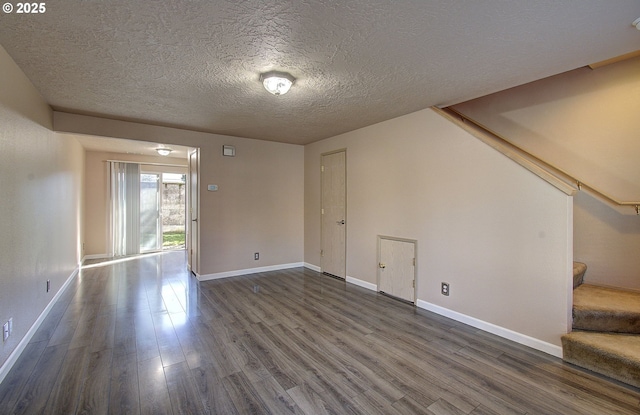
[156,147,173,156]
[260,71,295,96]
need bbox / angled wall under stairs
[562,263,640,388]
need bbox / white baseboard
[416,299,563,358]
[346,276,377,291]
[0,266,79,385]
[301,264,378,292]
[81,253,110,264]
[197,262,305,282]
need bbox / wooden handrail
[433,107,640,215]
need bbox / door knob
[379,263,386,269]
[337,220,345,225]
[192,218,198,222]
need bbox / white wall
[452,57,640,290]
[305,108,573,352]
[574,192,640,290]
[0,46,84,371]
[55,112,305,277]
[452,57,640,203]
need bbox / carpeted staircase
[561,262,640,388]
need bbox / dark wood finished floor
[1,251,639,414]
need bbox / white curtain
[109,162,141,257]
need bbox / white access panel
[378,236,416,303]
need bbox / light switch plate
[3,322,8,341]
[222,145,235,157]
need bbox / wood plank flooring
[1,250,640,414]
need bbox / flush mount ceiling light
[260,71,295,96]
[156,147,172,156]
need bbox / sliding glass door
[111,162,187,257]
[140,172,162,252]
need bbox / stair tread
[574,284,640,315]
[564,282,640,387]
[573,261,587,289]
[562,331,640,388]
[573,261,586,276]
[563,331,640,360]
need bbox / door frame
[187,148,200,275]
[377,235,418,304]
[320,149,347,278]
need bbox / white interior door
[321,150,346,278]
[139,172,162,252]
[188,149,200,274]
[378,237,416,303]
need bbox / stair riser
[573,312,640,334]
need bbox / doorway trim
[187,148,200,276]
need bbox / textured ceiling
[1,1,639,145]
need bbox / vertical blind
[109,161,141,257]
